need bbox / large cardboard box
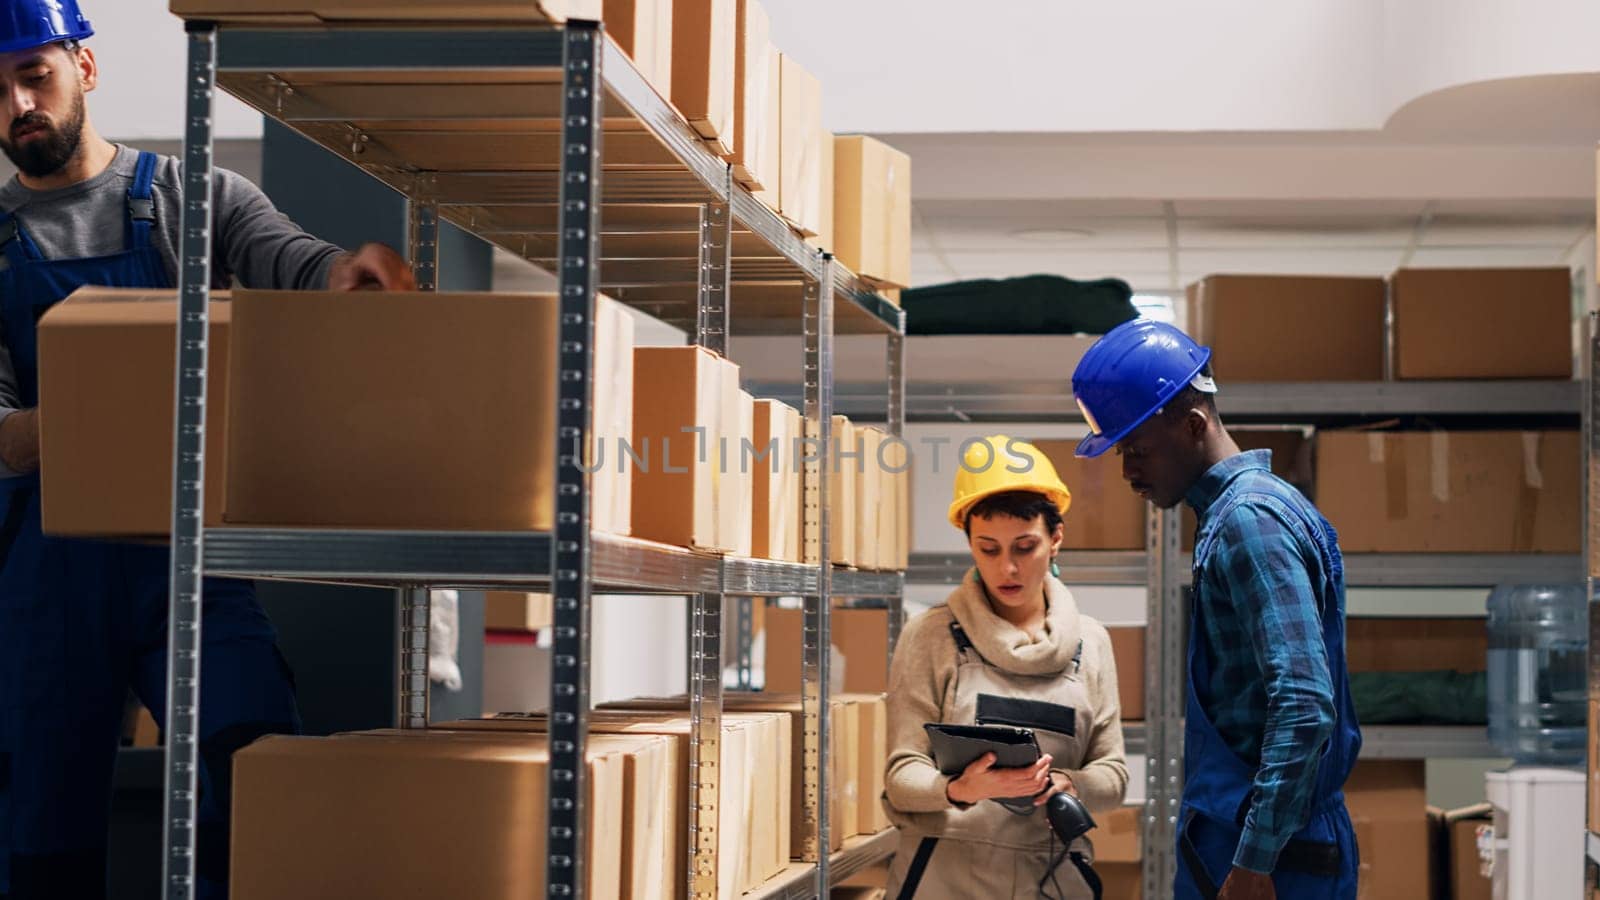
[729,0,777,190]
[484,591,553,632]
[833,135,913,289]
[1391,268,1572,380]
[777,54,825,238]
[1316,430,1579,553]
[1034,440,1145,551]
[605,0,674,96]
[719,387,755,557]
[1186,275,1386,382]
[1105,626,1146,721]
[593,295,637,536]
[1181,429,1312,550]
[451,709,787,898]
[671,0,738,154]
[1345,618,1486,674]
[169,0,600,23]
[885,435,911,571]
[230,731,627,900]
[1345,760,1431,900]
[752,399,803,562]
[38,288,230,537]
[828,416,859,567]
[764,606,890,695]
[631,346,735,550]
[224,291,631,532]
[839,693,890,835]
[1096,863,1142,900]
[873,431,898,573]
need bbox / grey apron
[885,608,1102,900]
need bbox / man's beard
[1,91,86,179]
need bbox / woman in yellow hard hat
[883,436,1130,900]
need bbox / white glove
[429,589,463,692]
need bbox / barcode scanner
[1046,791,1095,843]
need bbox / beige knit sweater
[884,574,1130,816]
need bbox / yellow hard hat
[947,436,1073,530]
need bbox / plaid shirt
[1187,450,1338,874]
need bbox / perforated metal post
[1143,505,1185,899]
[408,191,440,292]
[162,23,217,900]
[801,261,836,887]
[1587,313,1599,890]
[547,22,602,900]
[735,598,755,690]
[395,587,430,729]
[687,592,723,898]
[886,320,907,669]
[686,190,731,899]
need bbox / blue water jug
[1486,584,1588,765]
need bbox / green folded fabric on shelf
[1349,671,1488,725]
[900,274,1139,336]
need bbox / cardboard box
[1105,626,1146,721]
[719,387,755,556]
[169,0,600,23]
[608,693,848,855]
[1590,698,1599,830]
[752,399,803,562]
[223,291,630,532]
[833,136,913,289]
[1090,805,1142,864]
[631,346,731,550]
[593,295,637,536]
[764,607,890,695]
[778,54,825,237]
[606,0,674,96]
[484,591,553,632]
[1345,618,1486,674]
[1315,430,1579,553]
[807,131,836,253]
[729,0,777,190]
[855,427,884,570]
[836,698,862,838]
[874,431,899,573]
[671,0,737,154]
[230,731,626,900]
[1034,440,1145,551]
[828,416,858,567]
[1180,429,1312,550]
[1345,759,1431,900]
[450,709,787,898]
[1096,863,1142,900]
[1186,275,1386,382]
[1438,804,1492,900]
[885,435,911,571]
[1391,268,1572,380]
[38,288,230,537]
[839,693,890,835]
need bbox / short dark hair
[964,490,1064,536]
[1160,363,1217,423]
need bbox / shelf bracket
[800,258,835,887]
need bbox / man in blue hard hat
[0,3,414,897]
[1072,319,1361,900]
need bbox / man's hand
[1033,770,1077,806]
[0,408,40,474]
[945,752,1053,806]
[327,243,416,292]
[1218,867,1274,900]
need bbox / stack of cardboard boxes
[170,0,912,296]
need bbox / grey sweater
[0,144,345,474]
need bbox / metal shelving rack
[1586,314,1599,894]
[883,376,1581,898]
[163,18,905,900]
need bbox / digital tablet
[923,722,1042,775]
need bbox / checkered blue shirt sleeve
[1210,502,1337,874]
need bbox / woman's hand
[1032,770,1077,806]
[946,752,1054,806]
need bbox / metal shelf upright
[1586,313,1599,893]
[167,17,906,900]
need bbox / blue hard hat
[0,0,93,55]
[1072,318,1216,458]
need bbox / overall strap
[948,621,975,655]
[126,151,159,251]
[0,210,45,268]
